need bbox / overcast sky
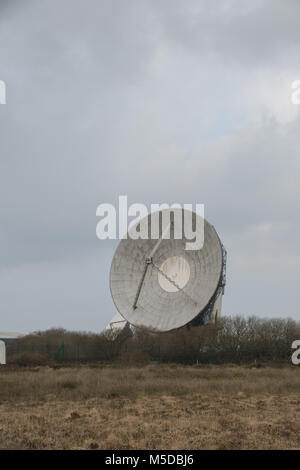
[0,0,299,333]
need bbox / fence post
[209,342,213,364]
[61,341,65,363]
[191,344,195,364]
[46,344,50,360]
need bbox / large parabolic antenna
[110,208,226,333]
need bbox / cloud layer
[0,0,299,332]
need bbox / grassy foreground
[0,364,299,450]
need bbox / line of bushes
[6,316,300,366]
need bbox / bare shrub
[6,316,300,366]
[8,352,47,367]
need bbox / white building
[0,332,24,365]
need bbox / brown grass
[0,364,299,449]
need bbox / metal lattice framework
[189,237,227,326]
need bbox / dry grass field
[0,364,299,450]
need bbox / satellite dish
[110,208,226,333]
[0,332,24,343]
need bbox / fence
[4,316,299,366]
[5,339,294,365]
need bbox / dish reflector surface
[110,209,223,332]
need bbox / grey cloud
[152,0,300,66]
[0,0,300,332]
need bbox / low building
[0,332,24,344]
[0,332,24,364]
